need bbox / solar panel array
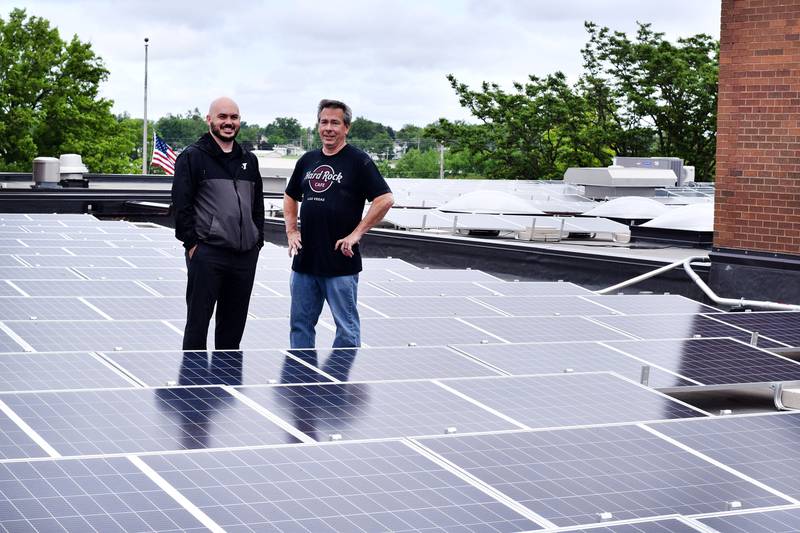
[2,213,800,531]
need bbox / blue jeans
[290,272,360,349]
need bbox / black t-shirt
[285,144,391,276]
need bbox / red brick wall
[715,0,800,254]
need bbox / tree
[264,117,303,145]
[581,22,718,180]
[426,72,607,180]
[154,109,207,149]
[0,9,139,172]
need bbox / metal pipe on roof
[682,256,800,311]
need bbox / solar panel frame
[0,266,83,280]
[100,349,330,387]
[604,337,800,385]
[0,352,135,391]
[461,316,636,343]
[415,424,792,527]
[478,281,594,296]
[3,319,182,352]
[360,316,506,346]
[696,506,800,532]
[0,456,209,532]
[439,373,706,428]
[472,295,618,317]
[74,267,187,281]
[706,311,800,348]
[287,345,504,382]
[10,279,156,297]
[1,386,302,455]
[369,280,501,297]
[0,296,106,320]
[359,295,507,318]
[141,439,542,531]
[450,341,694,388]
[237,379,522,441]
[648,412,800,500]
[585,295,722,315]
[592,314,788,349]
[16,255,134,268]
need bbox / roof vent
[32,157,60,188]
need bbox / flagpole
[142,37,149,175]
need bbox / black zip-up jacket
[171,133,264,252]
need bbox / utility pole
[142,37,149,175]
[438,143,444,179]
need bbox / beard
[210,122,239,142]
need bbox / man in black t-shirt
[284,99,394,349]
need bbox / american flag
[150,133,177,175]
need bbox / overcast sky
[5,1,721,130]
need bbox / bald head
[206,97,241,147]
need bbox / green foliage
[264,117,303,145]
[581,22,718,181]
[426,72,609,180]
[0,8,139,172]
[154,109,207,149]
[430,22,718,181]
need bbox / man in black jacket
[171,96,264,350]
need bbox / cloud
[0,0,721,129]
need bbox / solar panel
[3,247,75,256]
[10,279,155,297]
[0,456,209,532]
[3,320,181,352]
[356,268,415,282]
[0,297,106,320]
[141,440,541,531]
[101,349,328,387]
[708,311,800,348]
[698,506,800,532]
[239,379,520,441]
[361,257,420,270]
[586,295,722,315]
[0,266,83,280]
[288,346,502,382]
[0,282,23,296]
[63,247,173,257]
[416,424,791,527]
[1,386,300,455]
[17,255,133,268]
[137,280,188,296]
[83,296,188,320]
[462,316,634,343]
[360,296,505,318]
[605,338,800,385]
[593,314,787,349]
[451,342,693,388]
[0,255,25,266]
[0,327,26,353]
[478,281,594,296]
[473,295,616,317]
[0,352,134,391]
[0,410,49,459]
[369,280,500,297]
[651,412,800,500]
[360,317,503,346]
[388,269,502,282]
[555,517,704,532]
[442,373,704,428]
[18,238,115,248]
[117,256,186,268]
[75,267,187,281]
[168,317,337,350]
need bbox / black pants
[183,244,258,350]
